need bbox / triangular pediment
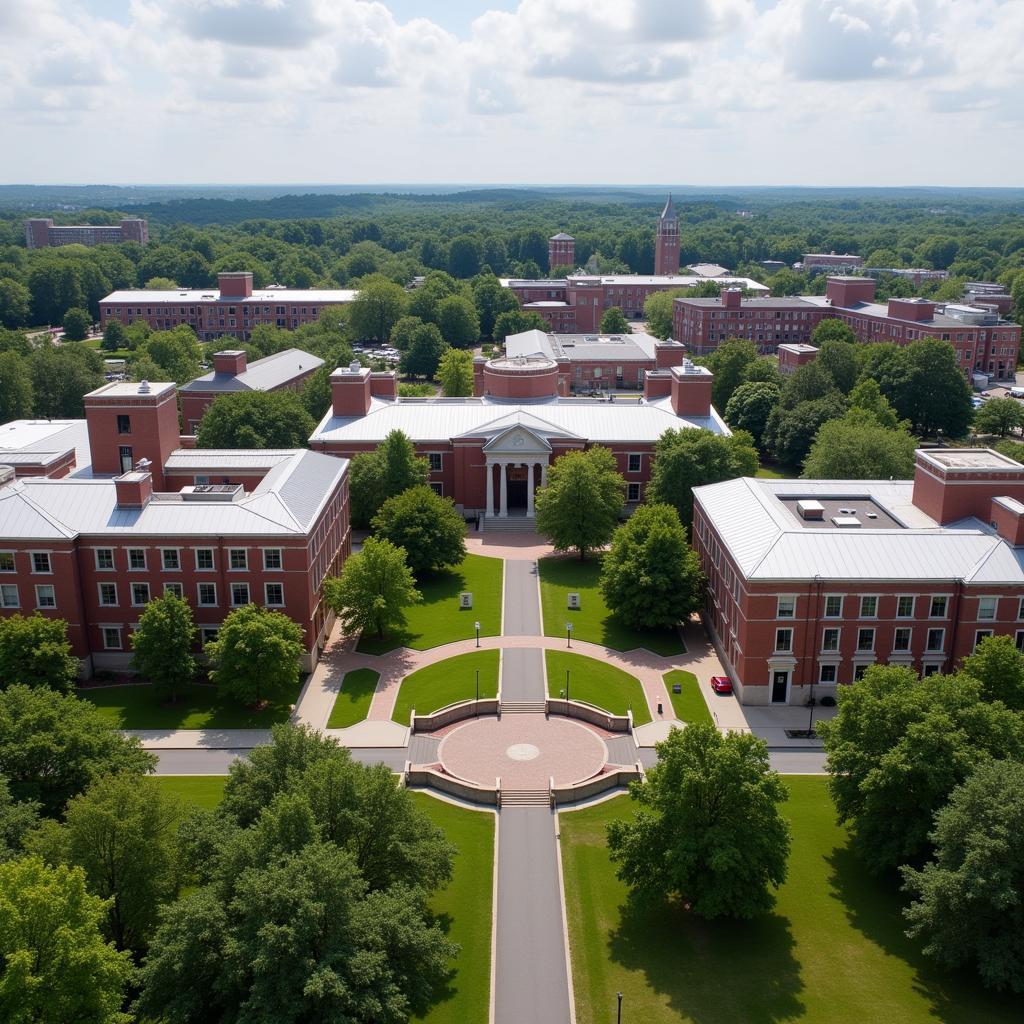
[455,410,583,447]
[482,425,552,453]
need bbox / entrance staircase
[500,700,547,715]
[480,513,537,532]
[501,789,550,807]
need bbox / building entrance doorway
[506,466,529,511]
[771,671,789,704]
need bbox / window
[926,628,945,652]
[119,445,133,474]
[854,664,869,681]
[35,585,56,609]
[856,628,875,652]
[265,582,284,607]
[98,583,117,606]
[627,482,641,502]
[231,583,250,606]
[427,453,442,472]
[229,549,247,571]
[201,628,219,646]
[163,583,183,599]
[31,552,51,574]
[929,596,948,618]
[195,548,214,571]
[975,629,993,650]
[131,582,150,606]
[822,628,840,652]
[1016,630,1024,653]
[429,482,443,496]
[819,664,837,684]
[977,596,998,621]
[0,584,19,608]
[775,628,793,653]
[922,664,940,677]
[0,552,13,573]
[95,548,114,571]
[896,595,915,618]
[823,595,842,618]
[893,627,912,652]
[1018,598,1024,621]
[627,453,642,473]
[128,549,146,571]
[197,582,217,607]
[102,627,122,650]
[263,549,282,571]
[116,414,131,435]
[161,549,180,571]
[859,596,878,618]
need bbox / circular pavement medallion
[506,743,540,761]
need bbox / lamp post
[617,992,623,1024]
[566,622,573,648]
[566,668,570,703]
[475,668,480,709]
[474,620,480,648]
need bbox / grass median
[326,668,380,728]
[544,650,652,726]
[391,649,500,724]
[663,670,712,725]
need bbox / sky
[1,0,1022,187]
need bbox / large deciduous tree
[600,504,703,630]
[130,593,197,703]
[724,380,781,446]
[492,308,548,343]
[974,396,1024,438]
[347,276,409,342]
[763,397,842,469]
[325,537,420,640]
[700,337,757,410]
[0,352,33,422]
[436,295,480,348]
[0,614,79,692]
[801,410,917,480]
[607,724,790,919]
[535,446,625,560]
[437,347,474,397]
[371,485,467,574]
[399,322,447,379]
[195,390,315,448]
[61,306,91,341]
[958,634,1024,711]
[599,307,631,334]
[348,429,429,528]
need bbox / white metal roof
[163,450,298,471]
[101,288,358,304]
[694,476,1024,584]
[569,273,769,292]
[180,349,324,394]
[0,419,93,476]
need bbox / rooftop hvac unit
[832,516,861,528]
[796,499,825,520]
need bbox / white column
[485,460,494,518]
[541,461,548,489]
[526,462,536,518]
[499,462,508,517]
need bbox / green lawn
[756,460,799,479]
[559,777,1020,1024]
[663,670,712,725]
[391,650,500,724]
[410,793,494,1024]
[539,556,685,657]
[357,554,503,655]
[326,668,380,728]
[79,680,300,729]
[545,650,652,727]
[151,776,227,810]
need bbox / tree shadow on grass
[827,845,1021,1023]
[608,897,805,1024]
[416,910,460,1016]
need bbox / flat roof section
[777,495,905,531]
[920,448,1024,472]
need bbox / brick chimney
[654,338,686,369]
[826,276,876,307]
[991,496,1024,545]
[217,272,253,298]
[669,360,714,417]
[722,288,742,310]
[913,449,1024,525]
[331,363,372,417]
[473,356,487,397]
[114,469,153,508]
[213,350,247,375]
[643,370,673,401]
[369,371,397,399]
[887,298,936,321]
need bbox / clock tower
[654,194,680,276]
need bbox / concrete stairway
[501,789,550,807]
[500,701,547,715]
[481,513,537,532]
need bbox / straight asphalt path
[153,746,410,775]
[494,808,573,1024]
[500,558,545,701]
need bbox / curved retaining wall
[551,763,644,806]
[546,698,632,733]
[411,698,501,733]
[405,764,500,806]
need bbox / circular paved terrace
[438,715,607,789]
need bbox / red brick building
[548,232,575,272]
[309,357,727,522]
[179,348,324,434]
[777,343,818,375]
[25,218,148,249]
[673,276,1021,382]
[0,380,349,676]
[693,448,1024,705]
[99,272,357,343]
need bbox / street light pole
[474,620,480,648]
[566,668,570,703]
[617,991,623,1024]
[566,622,572,648]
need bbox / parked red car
[710,675,733,695]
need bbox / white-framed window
[201,627,219,646]
[823,595,842,618]
[95,548,115,571]
[0,552,14,573]
[34,585,56,609]
[893,627,912,652]
[427,452,443,472]
[977,596,998,621]
[929,595,948,618]
[1016,629,1024,653]
[163,582,183,599]
[775,628,793,653]
[31,552,51,574]
[896,595,915,618]
[0,584,19,608]
[626,482,641,502]
[853,663,869,681]
[264,582,284,607]
[128,548,146,571]
[197,582,217,606]
[777,595,796,619]
[102,627,122,650]
[856,628,875,652]
[819,664,837,684]
[131,582,150,606]
[98,583,118,607]
[161,549,181,571]
[263,548,282,571]
[195,548,214,571]
[974,629,993,650]
[926,628,945,652]
[231,582,250,606]
[821,627,840,652]
[229,549,247,571]
[922,664,940,677]
[429,482,443,496]
[859,595,878,618]
[627,453,642,473]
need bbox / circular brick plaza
[438,715,607,789]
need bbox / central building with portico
[309,353,729,524]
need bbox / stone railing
[404,761,501,806]
[410,698,500,733]
[545,697,632,733]
[550,762,644,806]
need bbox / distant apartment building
[548,232,575,271]
[99,272,357,343]
[672,276,1021,382]
[777,343,818,375]
[964,282,1013,316]
[25,218,148,249]
[863,267,950,287]
[801,252,864,275]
